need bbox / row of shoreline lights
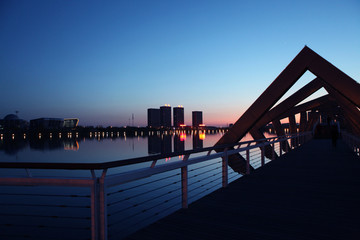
[0,129,224,141]
[0,133,205,141]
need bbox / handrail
[0,132,313,240]
[0,133,311,170]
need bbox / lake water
[0,130,229,163]
[1,130,260,239]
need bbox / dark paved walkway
[126,139,360,240]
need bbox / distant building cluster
[0,114,79,131]
[30,118,79,130]
[147,105,203,128]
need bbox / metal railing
[0,132,312,240]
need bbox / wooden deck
[126,139,360,240]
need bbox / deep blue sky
[1,0,359,127]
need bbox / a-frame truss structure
[214,46,360,174]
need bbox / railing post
[261,144,265,166]
[98,170,108,240]
[91,170,108,240]
[222,149,228,188]
[91,179,97,240]
[272,143,275,161]
[246,149,250,175]
[181,166,188,209]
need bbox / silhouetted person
[331,125,339,147]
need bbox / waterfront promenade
[127,139,360,240]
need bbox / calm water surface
[0,131,230,163]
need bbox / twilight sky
[1,0,359,127]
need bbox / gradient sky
[1,0,359,127]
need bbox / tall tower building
[147,108,160,128]
[160,105,171,128]
[192,111,203,127]
[173,105,184,127]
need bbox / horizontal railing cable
[188,172,222,194]
[108,200,181,237]
[0,202,90,208]
[187,165,222,182]
[106,171,180,196]
[0,212,90,220]
[108,192,182,227]
[228,172,242,181]
[107,180,181,207]
[0,192,90,198]
[188,160,221,172]
[0,223,90,230]
[108,187,181,217]
[188,176,223,202]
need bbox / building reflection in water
[147,131,206,154]
[0,137,80,155]
[1,131,207,156]
[29,138,79,151]
[199,132,206,140]
[161,135,172,154]
[148,135,161,154]
[193,132,204,149]
[174,133,185,153]
[147,134,172,155]
[0,138,27,155]
[63,140,79,151]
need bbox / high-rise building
[160,105,171,128]
[173,105,184,127]
[147,108,160,128]
[192,111,203,127]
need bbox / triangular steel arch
[214,46,360,173]
[216,46,360,146]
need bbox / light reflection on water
[0,132,231,163]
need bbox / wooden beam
[252,78,322,131]
[305,47,360,108]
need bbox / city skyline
[1,0,359,127]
